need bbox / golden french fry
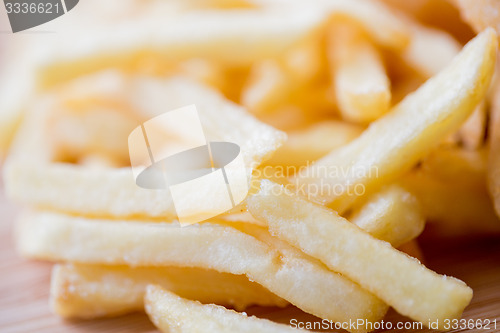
[17,211,387,333]
[488,64,500,218]
[247,0,411,50]
[37,8,326,88]
[248,180,473,327]
[241,60,292,114]
[265,121,363,170]
[459,102,486,150]
[50,263,287,319]
[291,29,497,213]
[328,22,391,123]
[4,73,286,218]
[144,285,301,333]
[349,184,425,247]
[402,24,461,78]
[452,0,500,34]
[403,147,500,237]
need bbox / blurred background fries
[1,0,500,332]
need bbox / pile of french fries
[2,0,500,332]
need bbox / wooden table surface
[0,176,499,333]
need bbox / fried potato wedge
[291,28,497,213]
[328,22,391,123]
[145,285,302,333]
[17,211,387,332]
[349,184,425,247]
[248,180,473,327]
[4,73,286,218]
[51,263,286,319]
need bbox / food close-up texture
[0,0,499,332]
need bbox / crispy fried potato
[17,211,387,332]
[291,29,497,213]
[459,102,486,150]
[349,184,425,247]
[328,22,391,123]
[403,147,500,237]
[452,0,500,34]
[264,121,363,170]
[4,73,285,218]
[248,0,411,50]
[248,180,473,327]
[488,64,500,218]
[144,285,301,333]
[37,8,326,88]
[403,24,461,78]
[51,263,286,319]
[241,60,292,114]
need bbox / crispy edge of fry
[50,263,287,319]
[349,184,425,247]
[247,180,473,327]
[328,22,391,123]
[290,28,497,213]
[17,210,387,333]
[144,285,301,333]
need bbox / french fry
[291,29,497,213]
[452,0,500,34]
[4,73,286,218]
[51,263,287,319]
[265,121,363,170]
[402,24,461,78]
[328,22,391,123]
[403,147,500,237]
[248,0,411,50]
[37,8,327,89]
[247,180,473,327]
[349,184,425,247]
[488,64,500,218]
[17,211,387,333]
[144,285,302,333]
[459,102,486,150]
[241,60,292,114]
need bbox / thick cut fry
[4,73,286,218]
[248,180,473,327]
[265,121,363,170]
[17,211,387,333]
[328,22,391,123]
[291,29,497,213]
[51,264,287,319]
[145,285,302,333]
[349,184,425,247]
